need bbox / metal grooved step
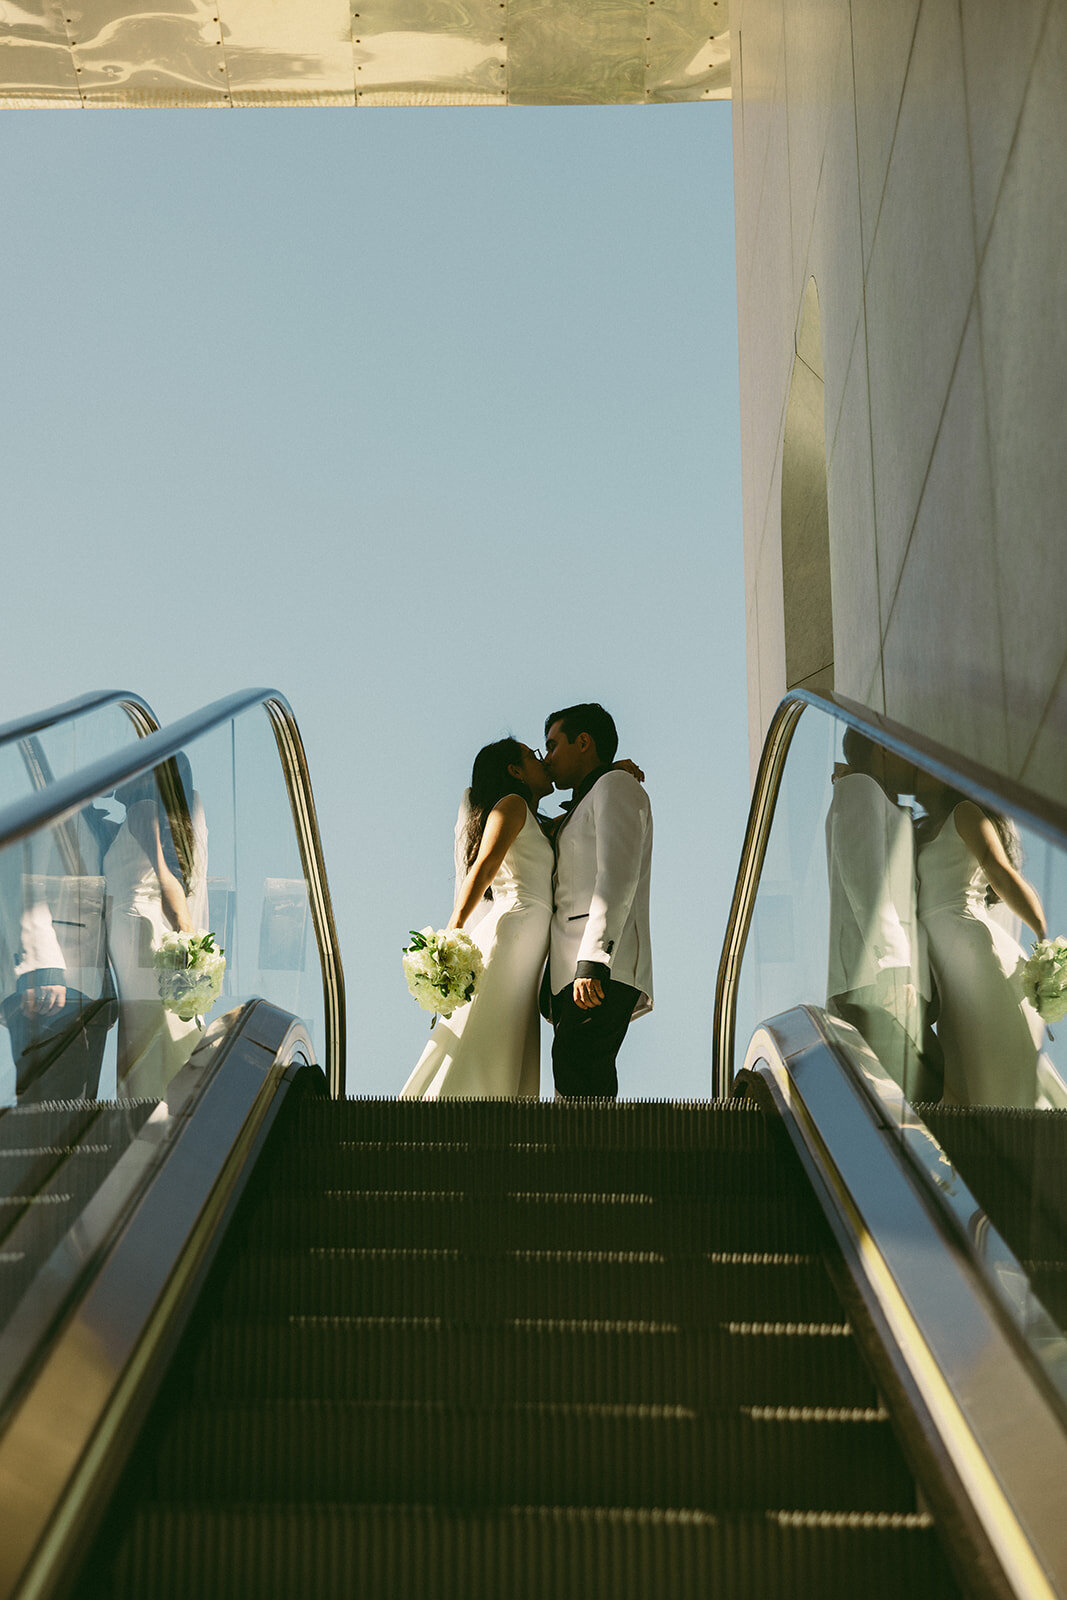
[79,1098,962,1599]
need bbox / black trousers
[551,979,639,1099]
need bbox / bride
[400,738,555,1100]
[916,777,1046,1107]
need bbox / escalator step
[918,1106,1067,1260]
[188,1317,878,1408]
[98,1503,959,1600]
[0,1159,119,1314]
[145,1399,912,1511]
[265,1143,797,1197]
[0,1135,155,1320]
[0,1101,154,1152]
[77,1098,962,1599]
[240,1193,816,1253]
[292,1099,778,1152]
[0,1141,119,1199]
[1025,1260,1067,1326]
[919,1105,1067,1148]
[215,1248,842,1323]
[0,1104,97,1155]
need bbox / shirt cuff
[575,959,610,981]
[16,969,65,992]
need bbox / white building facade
[733,0,1067,803]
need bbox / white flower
[1017,938,1067,1024]
[402,926,483,1017]
[154,929,227,1024]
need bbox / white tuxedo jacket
[549,770,653,1016]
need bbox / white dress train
[401,806,554,1100]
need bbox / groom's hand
[573,975,604,1009]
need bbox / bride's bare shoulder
[491,794,528,822]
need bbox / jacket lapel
[553,766,611,844]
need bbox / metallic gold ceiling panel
[353,0,503,103]
[65,0,230,104]
[356,87,501,104]
[221,0,354,105]
[646,0,728,101]
[507,0,643,106]
[0,0,80,105]
[0,0,728,103]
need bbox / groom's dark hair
[545,703,618,764]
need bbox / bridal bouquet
[1017,937,1067,1024]
[155,929,227,1026]
[402,926,483,1018]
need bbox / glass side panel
[0,702,147,808]
[732,700,1067,1405]
[0,702,322,1362]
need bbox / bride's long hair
[461,737,533,887]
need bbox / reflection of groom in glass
[542,703,653,1099]
[825,729,939,1103]
[0,805,117,1103]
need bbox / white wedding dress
[401,805,554,1100]
[918,807,1043,1107]
[104,795,209,1101]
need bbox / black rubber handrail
[0,688,346,1097]
[0,690,158,747]
[713,688,1067,1097]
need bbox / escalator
[0,693,165,1337]
[80,1094,958,1599]
[918,1107,1067,1330]
[1,686,1066,1599]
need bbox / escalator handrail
[811,1004,1067,1422]
[0,687,346,1097]
[809,688,1067,843]
[0,999,318,1600]
[0,689,159,748]
[713,687,1067,1097]
[741,1004,1067,1600]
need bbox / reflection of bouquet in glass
[1018,938,1067,1023]
[155,930,227,1026]
[402,927,483,1018]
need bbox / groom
[542,703,653,1098]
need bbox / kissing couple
[401,702,653,1101]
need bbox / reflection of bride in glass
[104,755,208,1099]
[916,777,1046,1107]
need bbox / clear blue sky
[0,104,747,1098]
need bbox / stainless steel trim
[0,687,346,1097]
[0,688,280,848]
[0,691,159,748]
[712,688,1067,1096]
[712,695,806,1096]
[114,696,160,739]
[0,999,315,1600]
[743,1006,1067,1600]
[263,699,346,1100]
[799,688,1067,851]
